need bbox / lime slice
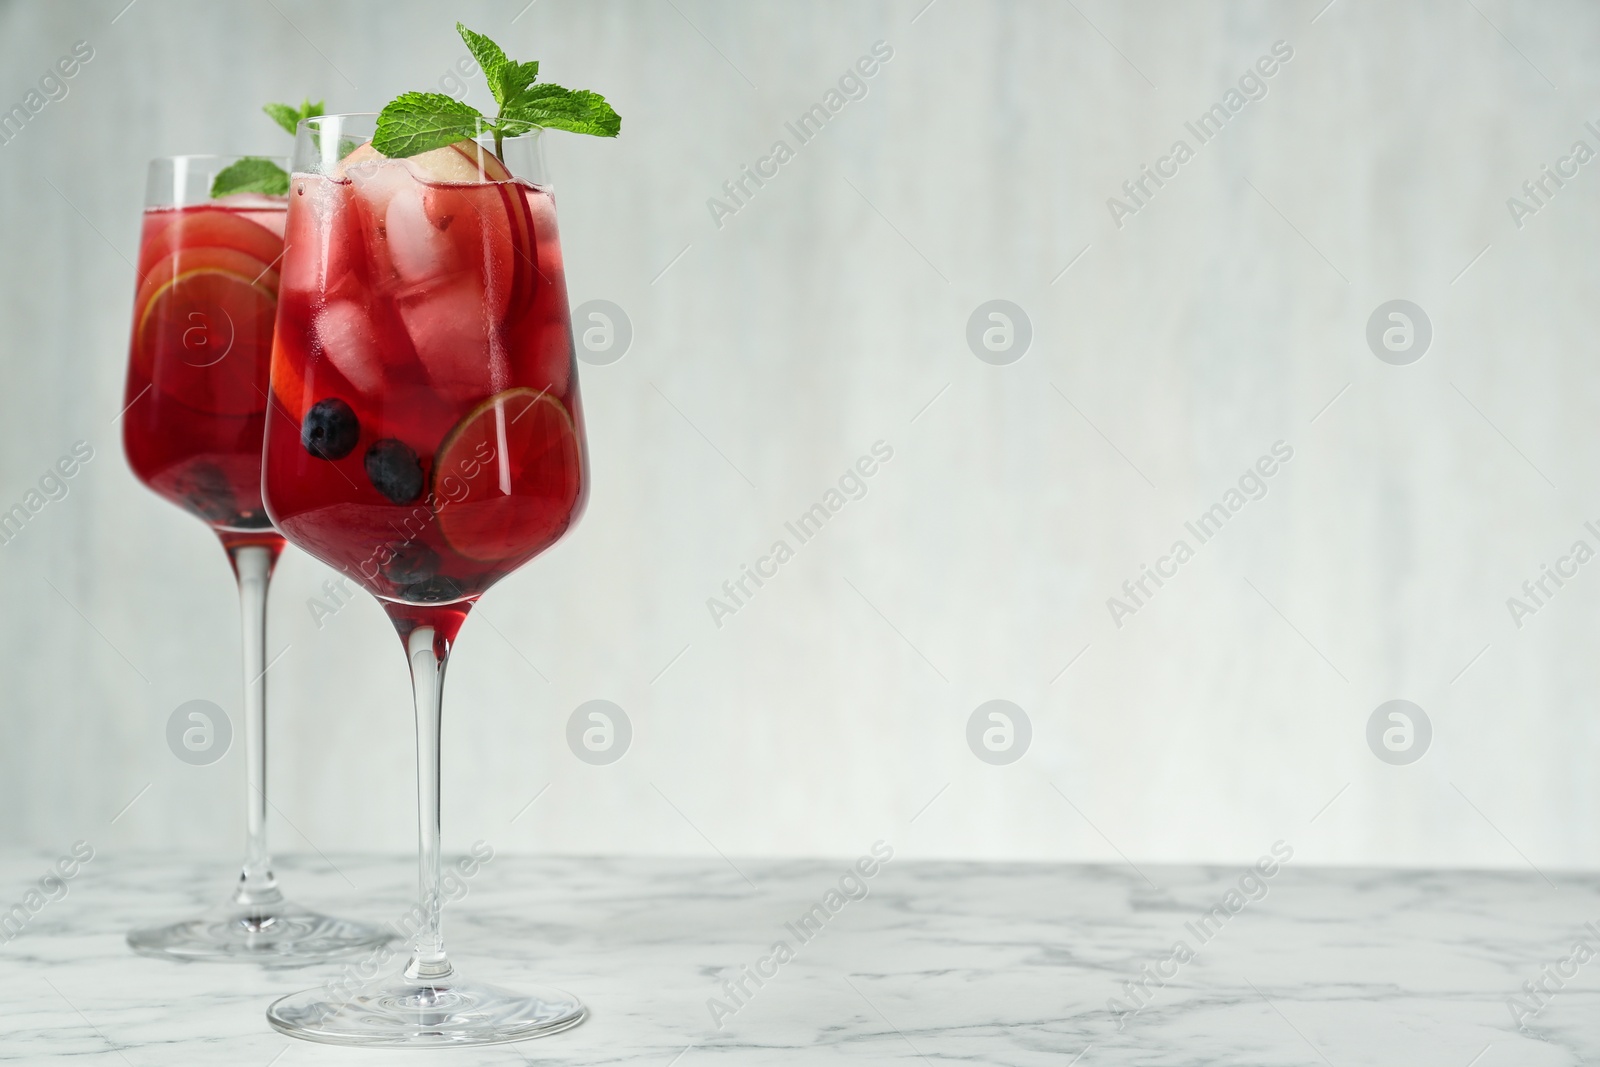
[135,249,278,416]
[434,388,582,562]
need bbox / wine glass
[122,155,393,962]
[261,115,588,1045]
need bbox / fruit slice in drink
[137,206,285,277]
[135,247,279,417]
[433,388,582,562]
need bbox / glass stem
[227,542,283,911]
[402,624,454,984]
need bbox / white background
[1,0,1596,873]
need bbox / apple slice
[137,207,283,279]
[415,140,513,183]
[336,138,512,184]
[138,208,181,253]
[433,388,582,561]
[210,194,290,238]
[335,141,385,174]
[491,182,537,323]
[268,330,308,425]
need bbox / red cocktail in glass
[263,138,586,641]
[123,194,285,542]
[122,155,390,963]
[262,116,588,1044]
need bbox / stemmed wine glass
[122,154,392,962]
[260,115,588,1044]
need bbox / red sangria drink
[122,155,391,964]
[263,101,611,1047]
[123,193,286,542]
[262,137,587,639]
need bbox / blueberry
[301,398,360,460]
[365,438,424,504]
[381,542,439,586]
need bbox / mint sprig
[373,23,620,161]
[210,99,322,198]
[457,25,540,111]
[263,97,324,137]
[209,157,290,197]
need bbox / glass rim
[299,112,545,139]
[145,154,295,208]
[150,153,291,164]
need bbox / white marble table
[0,850,1593,1064]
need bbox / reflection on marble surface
[0,850,1592,1064]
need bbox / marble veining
[0,850,1594,1064]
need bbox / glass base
[127,899,393,964]
[266,972,587,1047]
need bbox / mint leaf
[264,98,324,137]
[457,23,509,96]
[497,60,542,109]
[263,102,299,136]
[210,157,290,198]
[502,85,620,137]
[378,26,621,161]
[456,24,541,112]
[373,91,485,158]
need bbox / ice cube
[397,277,500,401]
[386,184,460,285]
[314,301,384,395]
[346,158,413,219]
[282,177,356,298]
